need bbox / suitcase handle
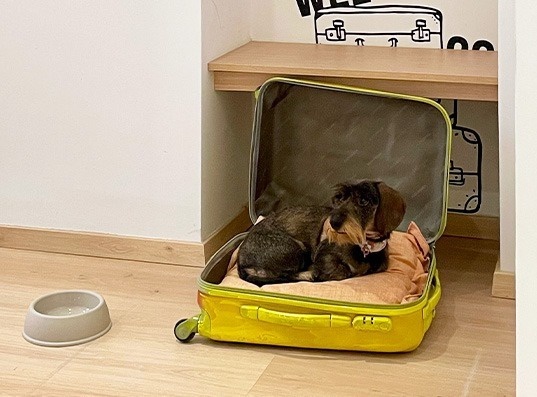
[240,305,352,328]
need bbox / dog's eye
[333,193,345,202]
[359,198,369,206]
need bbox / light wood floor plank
[0,236,514,396]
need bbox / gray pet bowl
[23,290,112,347]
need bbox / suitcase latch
[352,316,392,332]
[449,160,466,186]
[325,20,346,42]
[411,19,431,43]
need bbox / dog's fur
[237,180,406,286]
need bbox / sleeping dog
[237,180,406,286]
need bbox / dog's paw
[294,270,314,282]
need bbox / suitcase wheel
[174,317,198,343]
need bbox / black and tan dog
[237,180,406,286]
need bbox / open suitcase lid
[248,78,452,243]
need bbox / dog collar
[361,239,387,257]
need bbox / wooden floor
[0,236,514,396]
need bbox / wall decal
[313,5,443,48]
[471,40,494,51]
[447,35,469,50]
[443,42,494,213]
[447,36,495,51]
[447,101,483,213]
[296,0,372,18]
[292,1,496,215]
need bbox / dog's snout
[329,212,346,230]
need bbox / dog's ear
[332,183,352,205]
[374,182,406,235]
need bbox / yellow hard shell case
[175,78,452,352]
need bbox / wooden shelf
[208,41,498,101]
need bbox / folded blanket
[220,222,430,305]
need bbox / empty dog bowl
[23,290,112,347]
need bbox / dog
[236,180,406,286]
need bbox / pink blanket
[220,222,430,305]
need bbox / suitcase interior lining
[250,80,450,243]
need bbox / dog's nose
[329,213,346,230]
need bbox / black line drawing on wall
[447,36,495,51]
[296,0,372,17]
[447,101,483,213]
[294,1,495,214]
[314,5,443,48]
[444,36,493,213]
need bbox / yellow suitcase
[175,78,452,352]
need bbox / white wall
[0,1,502,243]
[515,0,537,393]
[201,0,252,241]
[0,2,202,241]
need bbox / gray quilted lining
[250,80,450,242]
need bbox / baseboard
[492,258,515,299]
[0,212,499,269]
[444,213,499,241]
[201,211,501,262]
[0,225,205,267]
[202,206,252,260]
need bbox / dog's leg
[294,270,315,282]
[237,227,310,286]
[311,242,356,282]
